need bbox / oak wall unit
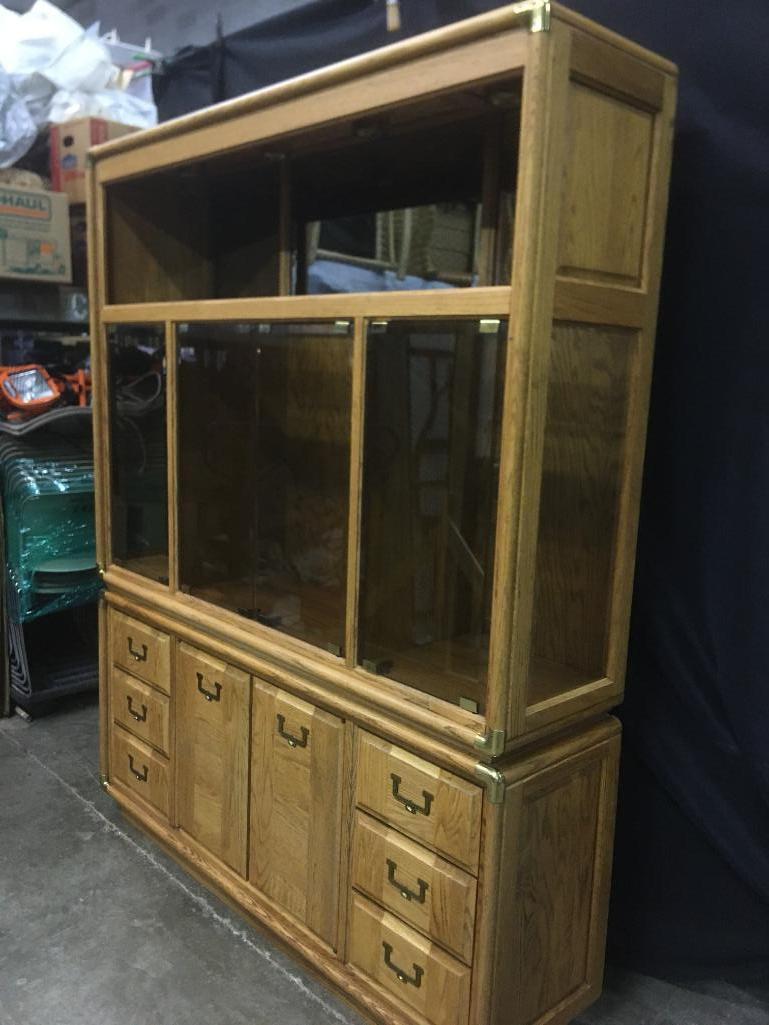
[89,4,676,1024]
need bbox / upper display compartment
[105,79,521,304]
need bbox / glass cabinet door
[177,321,352,654]
[107,324,169,583]
[358,317,508,713]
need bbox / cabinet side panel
[528,322,639,701]
[558,83,654,286]
[490,732,620,1025]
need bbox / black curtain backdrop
[154,0,769,976]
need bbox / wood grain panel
[107,178,212,303]
[355,731,482,873]
[110,726,170,818]
[558,83,653,285]
[489,732,620,1025]
[250,680,344,949]
[570,29,665,110]
[111,668,170,755]
[348,892,471,1025]
[176,643,251,876]
[110,609,171,694]
[351,810,477,964]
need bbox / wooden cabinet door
[250,680,344,949]
[176,643,250,876]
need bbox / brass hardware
[128,754,148,782]
[196,672,222,702]
[127,637,148,662]
[474,728,505,758]
[390,774,433,817]
[510,0,551,32]
[382,942,423,988]
[126,695,148,723]
[479,318,501,335]
[386,858,429,904]
[276,714,309,749]
[475,763,505,804]
[98,772,109,790]
[459,696,479,713]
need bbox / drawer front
[176,643,250,876]
[112,668,170,755]
[111,727,170,818]
[351,811,476,964]
[355,731,482,872]
[110,610,171,694]
[250,681,344,949]
[348,892,471,1025]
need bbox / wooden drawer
[110,610,171,694]
[348,892,471,1025]
[111,726,170,818]
[250,681,344,949]
[177,643,250,876]
[111,667,170,755]
[351,811,476,964]
[355,731,482,872]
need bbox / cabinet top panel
[90,2,676,183]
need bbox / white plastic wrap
[0,66,37,167]
[0,0,157,164]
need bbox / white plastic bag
[0,1,82,78]
[0,66,37,167]
[48,88,157,129]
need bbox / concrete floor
[1,698,767,1025]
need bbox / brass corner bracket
[475,763,506,804]
[511,0,551,33]
[99,773,110,790]
[474,728,506,758]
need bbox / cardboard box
[50,118,135,204]
[0,187,71,283]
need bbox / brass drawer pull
[127,637,148,662]
[126,695,147,722]
[390,774,434,817]
[196,672,222,702]
[386,858,429,904]
[128,753,148,782]
[382,941,423,988]
[276,714,309,749]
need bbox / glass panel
[527,323,636,707]
[358,317,507,713]
[108,324,169,583]
[177,321,352,654]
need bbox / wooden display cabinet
[89,5,676,1025]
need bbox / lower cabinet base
[104,602,620,1025]
[106,713,619,1025]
